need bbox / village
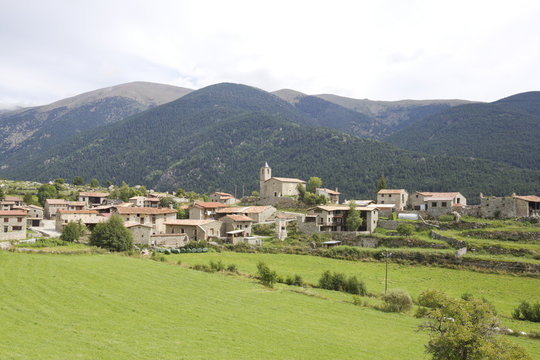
[1,162,539,248]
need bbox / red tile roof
[223,215,253,222]
[79,192,110,197]
[45,199,68,205]
[117,207,176,215]
[514,195,540,202]
[268,177,305,183]
[164,219,215,226]
[57,210,99,214]
[378,189,406,194]
[317,188,341,195]
[193,202,227,209]
[0,210,28,216]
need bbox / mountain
[385,92,540,170]
[273,90,472,138]
[3,83,540,202]
[0,81,192,166]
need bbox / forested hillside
[3,83,540,202]
[385,92,540,169]
[0,81,191,168]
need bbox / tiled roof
[164,219,215,226]
[45,199,68,205]
[117,207,176,215]
[4,196,22,201]
[124,221,153,228]
[79,192,109,197]
[244,206,273,214]
[223,215,253,222]
[0,210,28,216]
[57,210,99,214]
[213,191,233,197]
[378,189,406,194]
[145,198,160,202]
[312,205,375,212]
[317,188,341,195]
[425,196,455,201]
[216,207,247,214]
[193,202,227,209]
[514,195,540,202]
[68,201,86,206]
[268,177,305,183]
[417,192,460,198]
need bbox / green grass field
[0,251,431,359]
[173,252,540,331]
[1,250,538,359]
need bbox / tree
[419,292,532,360]
[159,197,176,208]
[61,221,86,242]
[90,178,99,187]
[256,261,277,288]
[23,193,38,206]
[54,178,65,185]
[307,177,322,193]
[0,187,4,201]
[37,184,57,206]
[251,190,260,197]
[89,215,133,252]
[106,180,112,187]
[377,174,387,192]
[346,202,362,231]
[73,176,84,185]
[296,183,306,202]
[175,188,186,197]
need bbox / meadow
[1,248,539,359]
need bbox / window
[389,194,392,198]
[3,218,7,223]
[441,202,447,207]
[13,226,22,231]
[3,226,7,232]
[17,217,22,222]
[152,216,156,224]
[416,194,419,198]
[456,198,460,204]
[431,202,437,207]
[380,194,384,197]
[381,201,384,204]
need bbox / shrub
[253,224,274,236]
[61,221,81,242]
[382,289,413,313]
[226,264,238,273]
[89,215,133,252]
[256,262,277,288]
[396,223,415,236]
[318,270,367,295]
[209,260,225,272]
[513,301,540,322]
[417,289,448,309]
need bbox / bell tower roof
[263,162,270,168]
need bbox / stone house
[5,196,23,206]
[143,197,160,208]
[0,200,15,210]
[259,163,305,198]
[215,205,276,223]
[0,210,28,240]
[164,219,222,241]
[316,188,341,204]
[15,205,43,227]
[299,205,378,234]
[479,193,540,218]
[45,199,84,219]
[189,202,227,220]
[78,192,109,208]
[409,192,466,212]
[55,210,107,232]
[128,196,146,207]
[221,215,253,236]
[209,192,238,205]
[377,189,408,211]
[124,222,153,245]
[367,203,396,218]
[115,207,177,235]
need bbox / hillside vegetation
[385,92,540,169]
[3,83,540,201]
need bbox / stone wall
[431,230,467,249]
[480,196,516,218]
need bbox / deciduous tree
[89,215,133,252]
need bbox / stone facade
[298,205,378,234]
[377,189,408,211]
[55,210,107,232]
[78,192,109,208]
[479,194,540,218]
[164,219,222,241]
[189,202,227,220]
[316,188,340,204]
[116,207,177,234]
[259,163,305,199]
[0,210,27,240]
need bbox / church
[259,162,306,199]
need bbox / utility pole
[383,249,392,294]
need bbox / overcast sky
[1,0,539,108]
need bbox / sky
[1,0,540,108]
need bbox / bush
[396,223,415,236]
[60,221,83,242]
[253,224,274,236]
[382,289,413,313]
[89,215,133,252]
[209,260,225,272]
[256,262,277,288]
[417,289,448,309]
[318,270,367,295]
[513,301,540,322]
[284,274,304,286]
[226,264,238,273]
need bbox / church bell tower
[260,162,271,198]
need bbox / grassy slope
[0,252,428,360]
[174,253,540,330]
